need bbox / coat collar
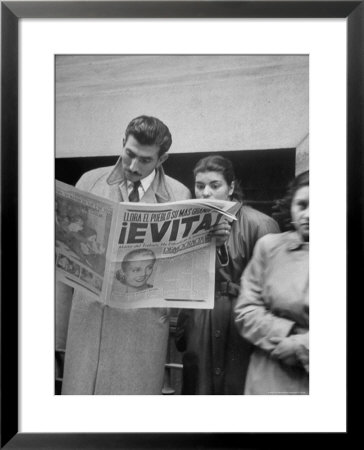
[285,231,309,251]
[106,155,170,203]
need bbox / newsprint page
[55,180,238,309]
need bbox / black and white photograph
[55,54,309,396]
[2,0,357,444]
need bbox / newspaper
[55,180,238,309]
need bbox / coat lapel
[105,157,171,204]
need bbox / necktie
[128,180,141,202]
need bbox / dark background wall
[56,148,295,217]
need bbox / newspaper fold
[55,180,238,309]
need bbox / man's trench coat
[58,158,191,394]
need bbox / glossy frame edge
[1,1,360,448]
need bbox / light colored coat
[234,231,309,395]
[75,154,191,203]
[60,160,191,394]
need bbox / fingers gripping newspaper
[55,180,238,309]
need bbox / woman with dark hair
[234,171,309,395]
[175,155,279,394]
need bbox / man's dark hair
[124,115,172,156]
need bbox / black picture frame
[1,1,360,448]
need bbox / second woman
[175,155,279,394]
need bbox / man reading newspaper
[59,115,191,394]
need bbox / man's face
[121,135,168,182]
